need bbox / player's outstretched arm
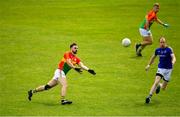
[145,54,157,71]
[156,18,169,27]
[66,59,82,73]
[66,58,76,69]
[78,62,96,75]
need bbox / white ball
[122,38,131,47]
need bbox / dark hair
[70,43,77,48]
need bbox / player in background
[145,37,176,104]
[136,3,169,56]
[28,43,96,105]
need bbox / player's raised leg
[136,33,153,56]
[28,79,58,101]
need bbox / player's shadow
[31,101,61,106]
[129,55,144,59]
[134,99,161,107]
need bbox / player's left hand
[163,23,169,28]
[74,67,83,74]
[88,69,96,75]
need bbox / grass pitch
[0,0,180,116]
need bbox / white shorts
[139,28,152,37]
[52,69,66,80]
[156,68,173,82]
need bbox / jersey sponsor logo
[160,50,167,54]
[157,50,167,57]
[159,55,166,57]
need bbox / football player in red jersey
[28,43,96,105]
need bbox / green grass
[0,0,180,116]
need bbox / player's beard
[72,50,77,54]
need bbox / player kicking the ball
[145,37,176,104]
[28,43,96,105]
[136,3,169,56]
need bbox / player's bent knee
[148,40,153,45]
[44,84,51,90]
[162,85,167,90]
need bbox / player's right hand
[163,23,169,28]
[145,65,150,71]
[74,67,83,74]
[88,69,96,75]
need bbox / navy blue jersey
[155,47,173,69]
